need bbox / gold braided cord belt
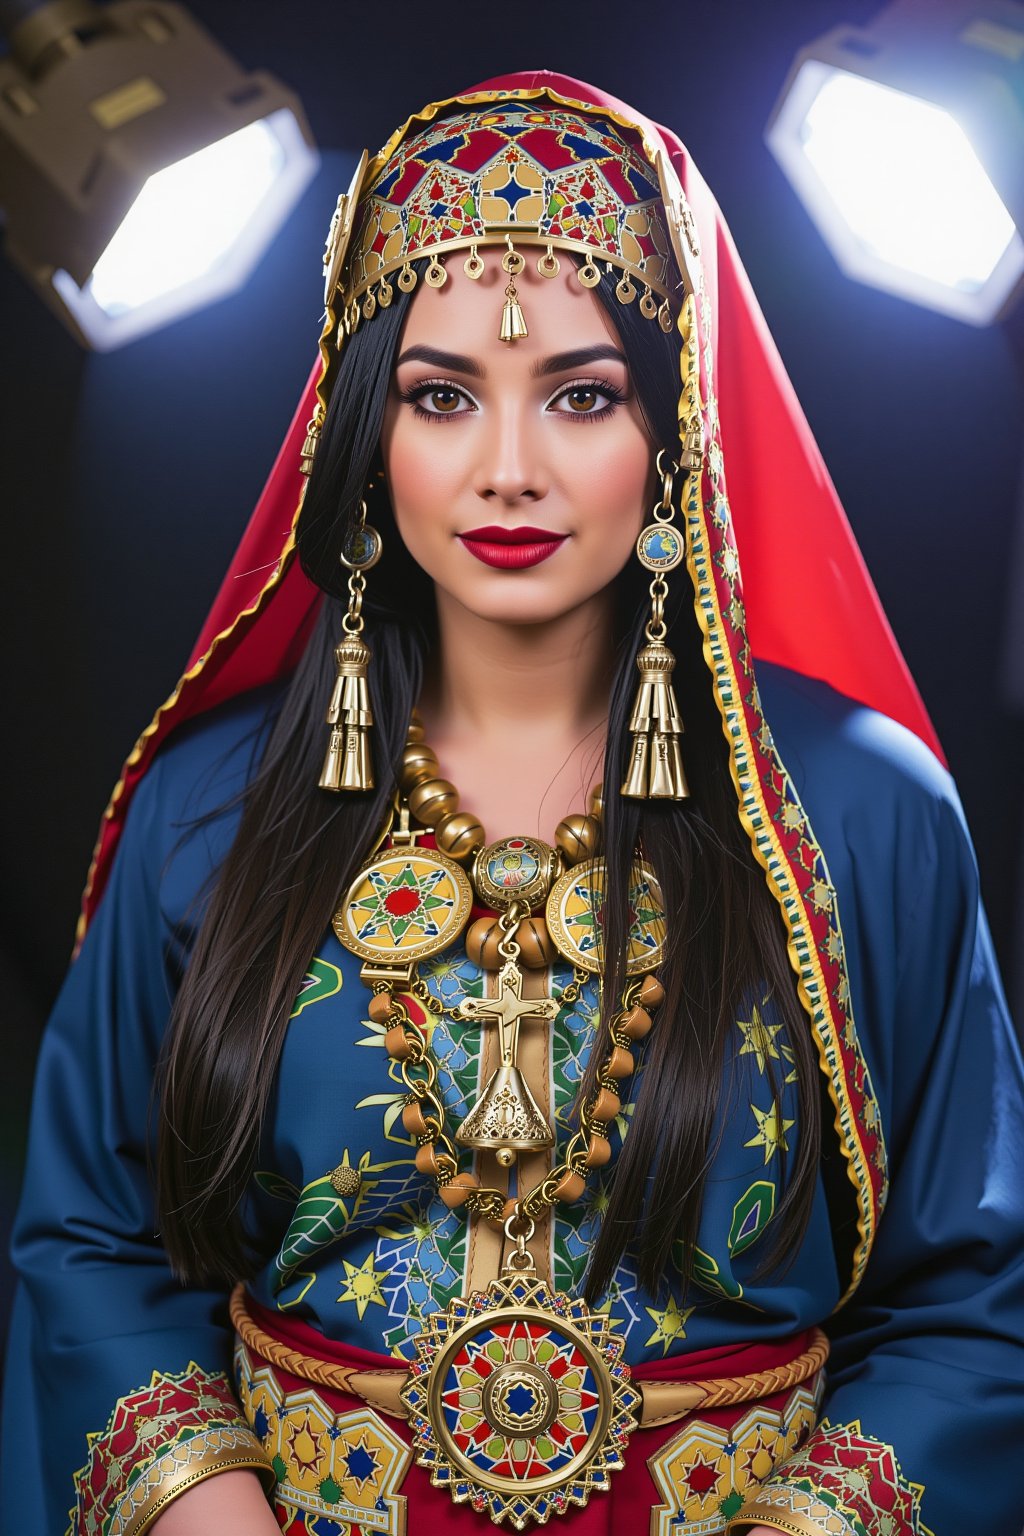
[229,1284,829,1429]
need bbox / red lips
[459,525,569,570]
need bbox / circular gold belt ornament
[333,846,473,964]
[472,836,560,911]
[545,858,666,975]
[401,1267,640,1528]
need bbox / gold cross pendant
[455,959,559,1153]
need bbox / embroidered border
[647,1381,822,1535]
[68,1363,273,1536]
[724,1419,932,1536]
[234,1338,411,1535]
[682,253,887,1305]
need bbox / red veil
[74,69,938,1294]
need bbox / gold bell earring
[318,500,382,793]
[621,451,690,801]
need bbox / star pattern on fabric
[683,1448,723,1503]
[337,1251,387,1319]
[740,1427,779,1482]
[285,1410,324,1474]
[809,877,833,916]
[779,801,804,834]
[736,1005,783,1074]
[644,1296,694,1355]
[716,541,740,585]
[745,1102,795,1165]
[340,1432,382,1491]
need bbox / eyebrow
[394,343,629,379]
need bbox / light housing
[0,0,319,347]
[766,0,1024,325]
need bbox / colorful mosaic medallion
[401,1269,640,1529]
[636,522,685,572]
[473,836,560,910]
[545,858,665,975]
[334,848,473,963]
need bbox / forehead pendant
[499,234,529,343]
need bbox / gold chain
[378,969,649,1231]
[364,716,662,1232]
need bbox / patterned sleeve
[727,762,1024,1533]
[1,722,274,1534]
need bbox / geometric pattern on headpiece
[331,101,682,334]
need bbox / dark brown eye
[564,387,599,413]
[428,386,461,413]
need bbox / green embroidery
[290,957,342,1019]
[692,1245,744,1301]
[729,1180,776,1256]
[253,1170,300,1202]
[272,1154,406,1295]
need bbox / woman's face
[379,251,657,628]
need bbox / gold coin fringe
[336,245,675,346]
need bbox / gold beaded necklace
[329,715,668,1527]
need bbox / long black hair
[156,256,820,1299]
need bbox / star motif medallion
[335,847,472,963]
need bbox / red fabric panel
[242,1292,821,1534]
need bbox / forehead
[395,250,623,364]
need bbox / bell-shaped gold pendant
[499,283,528,344]
[455,1062,554,1151]
[621,639,690,800]
[319,634,374,791]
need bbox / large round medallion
[545,858,666,975]
[401,1273,640,1528]
[334,846,473,964]
[472,836,559,911]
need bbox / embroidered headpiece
[323,101,684,341]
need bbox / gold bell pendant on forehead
[499,235,529,343]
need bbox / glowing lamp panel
[52,107,318,349]
[768,62,1024,324]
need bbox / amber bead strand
[381,715,664,1226]
[397,715,604,971]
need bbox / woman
[4,70,1022,1536]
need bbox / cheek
[564,421,651,541]
[380,406,459,543]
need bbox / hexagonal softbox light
[0,0,319,348]
[766,0,1024,325]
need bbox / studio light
[766,0,1024,325]
[0,0,319,348]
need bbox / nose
[472,396,548,506]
